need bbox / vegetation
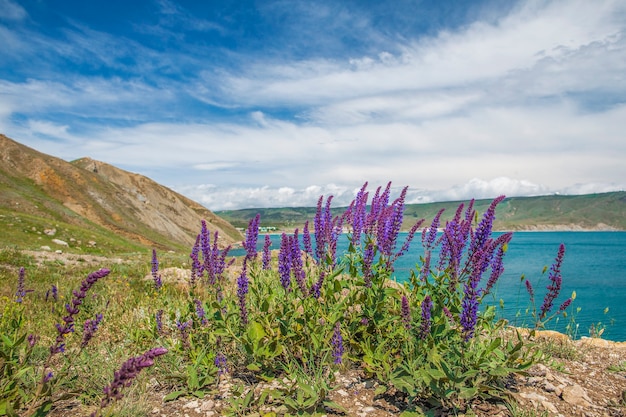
[216,191,626,231]
[0,182,574,416]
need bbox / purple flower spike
[558,298,572,313]
[290,232,308,295]
[151,249,162,290]
[310,271,325,299]
[484,233,513,295]
[215,352,228,376]
[539,244,566,321]
[423,209,445,250]
[243,214,261,261]
[420,296,433,340]
[237,266,249,325]
[262,234,272,270]
[469,195,505,259]
[278,233,292,290]
[15,267,26,303]
[331,322,344,365]
[50,268,110,355]
[155,309,164,334]
[525,279,534,300]
[101,347,168,408]
[302,221,313,256]
[194,299,208,325]
[401,296,411,330]
[81,313,103,348]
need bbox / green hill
[216,192,626,232]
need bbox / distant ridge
[0,134,241,252]
[217,192,626,231]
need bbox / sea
[235,231,626,341]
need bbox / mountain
[217,192,626,231]
[0,134,241,254]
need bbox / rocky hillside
[0,134,241,252]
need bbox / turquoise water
[235,232,626,341]
[392,232,626,342]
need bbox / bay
[235,231,626,341]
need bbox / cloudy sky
[1,0,625,210]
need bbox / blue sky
[1,0,625,210]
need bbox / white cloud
[0,0,27,21]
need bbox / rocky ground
[134,334,625,417]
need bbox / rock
[561,384,592,407]
[336,389,349,397]
[51,238,68,246]
[44,228,56,236]
[183,399,199,409]
[541,400,559,414]
[543,381,558,393]
[55,250,62,254]
[40,246,51,251]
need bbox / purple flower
[313,195,343,267]
[290,232,308,295]
[190,234,201,286]
[155,309,164,334]
[215,352,228,376]
[237,266,249,325]
[525,279,535,301]
[331,322,344,365]
[460,266,481,341]
[483,233,513,295]
[362,242,376,287]
[420,251,431,282]
[420,296,433,339]
[45,284,58,303]
[302,221,313,256]
[401,296,411,330]
[176,319,192,351]
[539,244,566,321]
[151,249,162,290]
[350,182,369,245]
[469,195,505,260]
[243,214,261,261]
[262,234,272,270]
[376,187,408,258]
[28,334,38,348]
[438,201,473,280]
[15,267,26,303]
[194,299,208,325]
[50,268,110,355]
[393,218,424,264]
[101,347,168,408]
[278,233,292,290]
[43,372,53,383]
[310,271,325,299]
[558,298,572,313]
[423,209,444,250]
[81,313,103,348]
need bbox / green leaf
[374,385,388,396]
[247,363,261,372]
[323,399,347,413]
[248,321,266,343]
[458,386,478,399]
